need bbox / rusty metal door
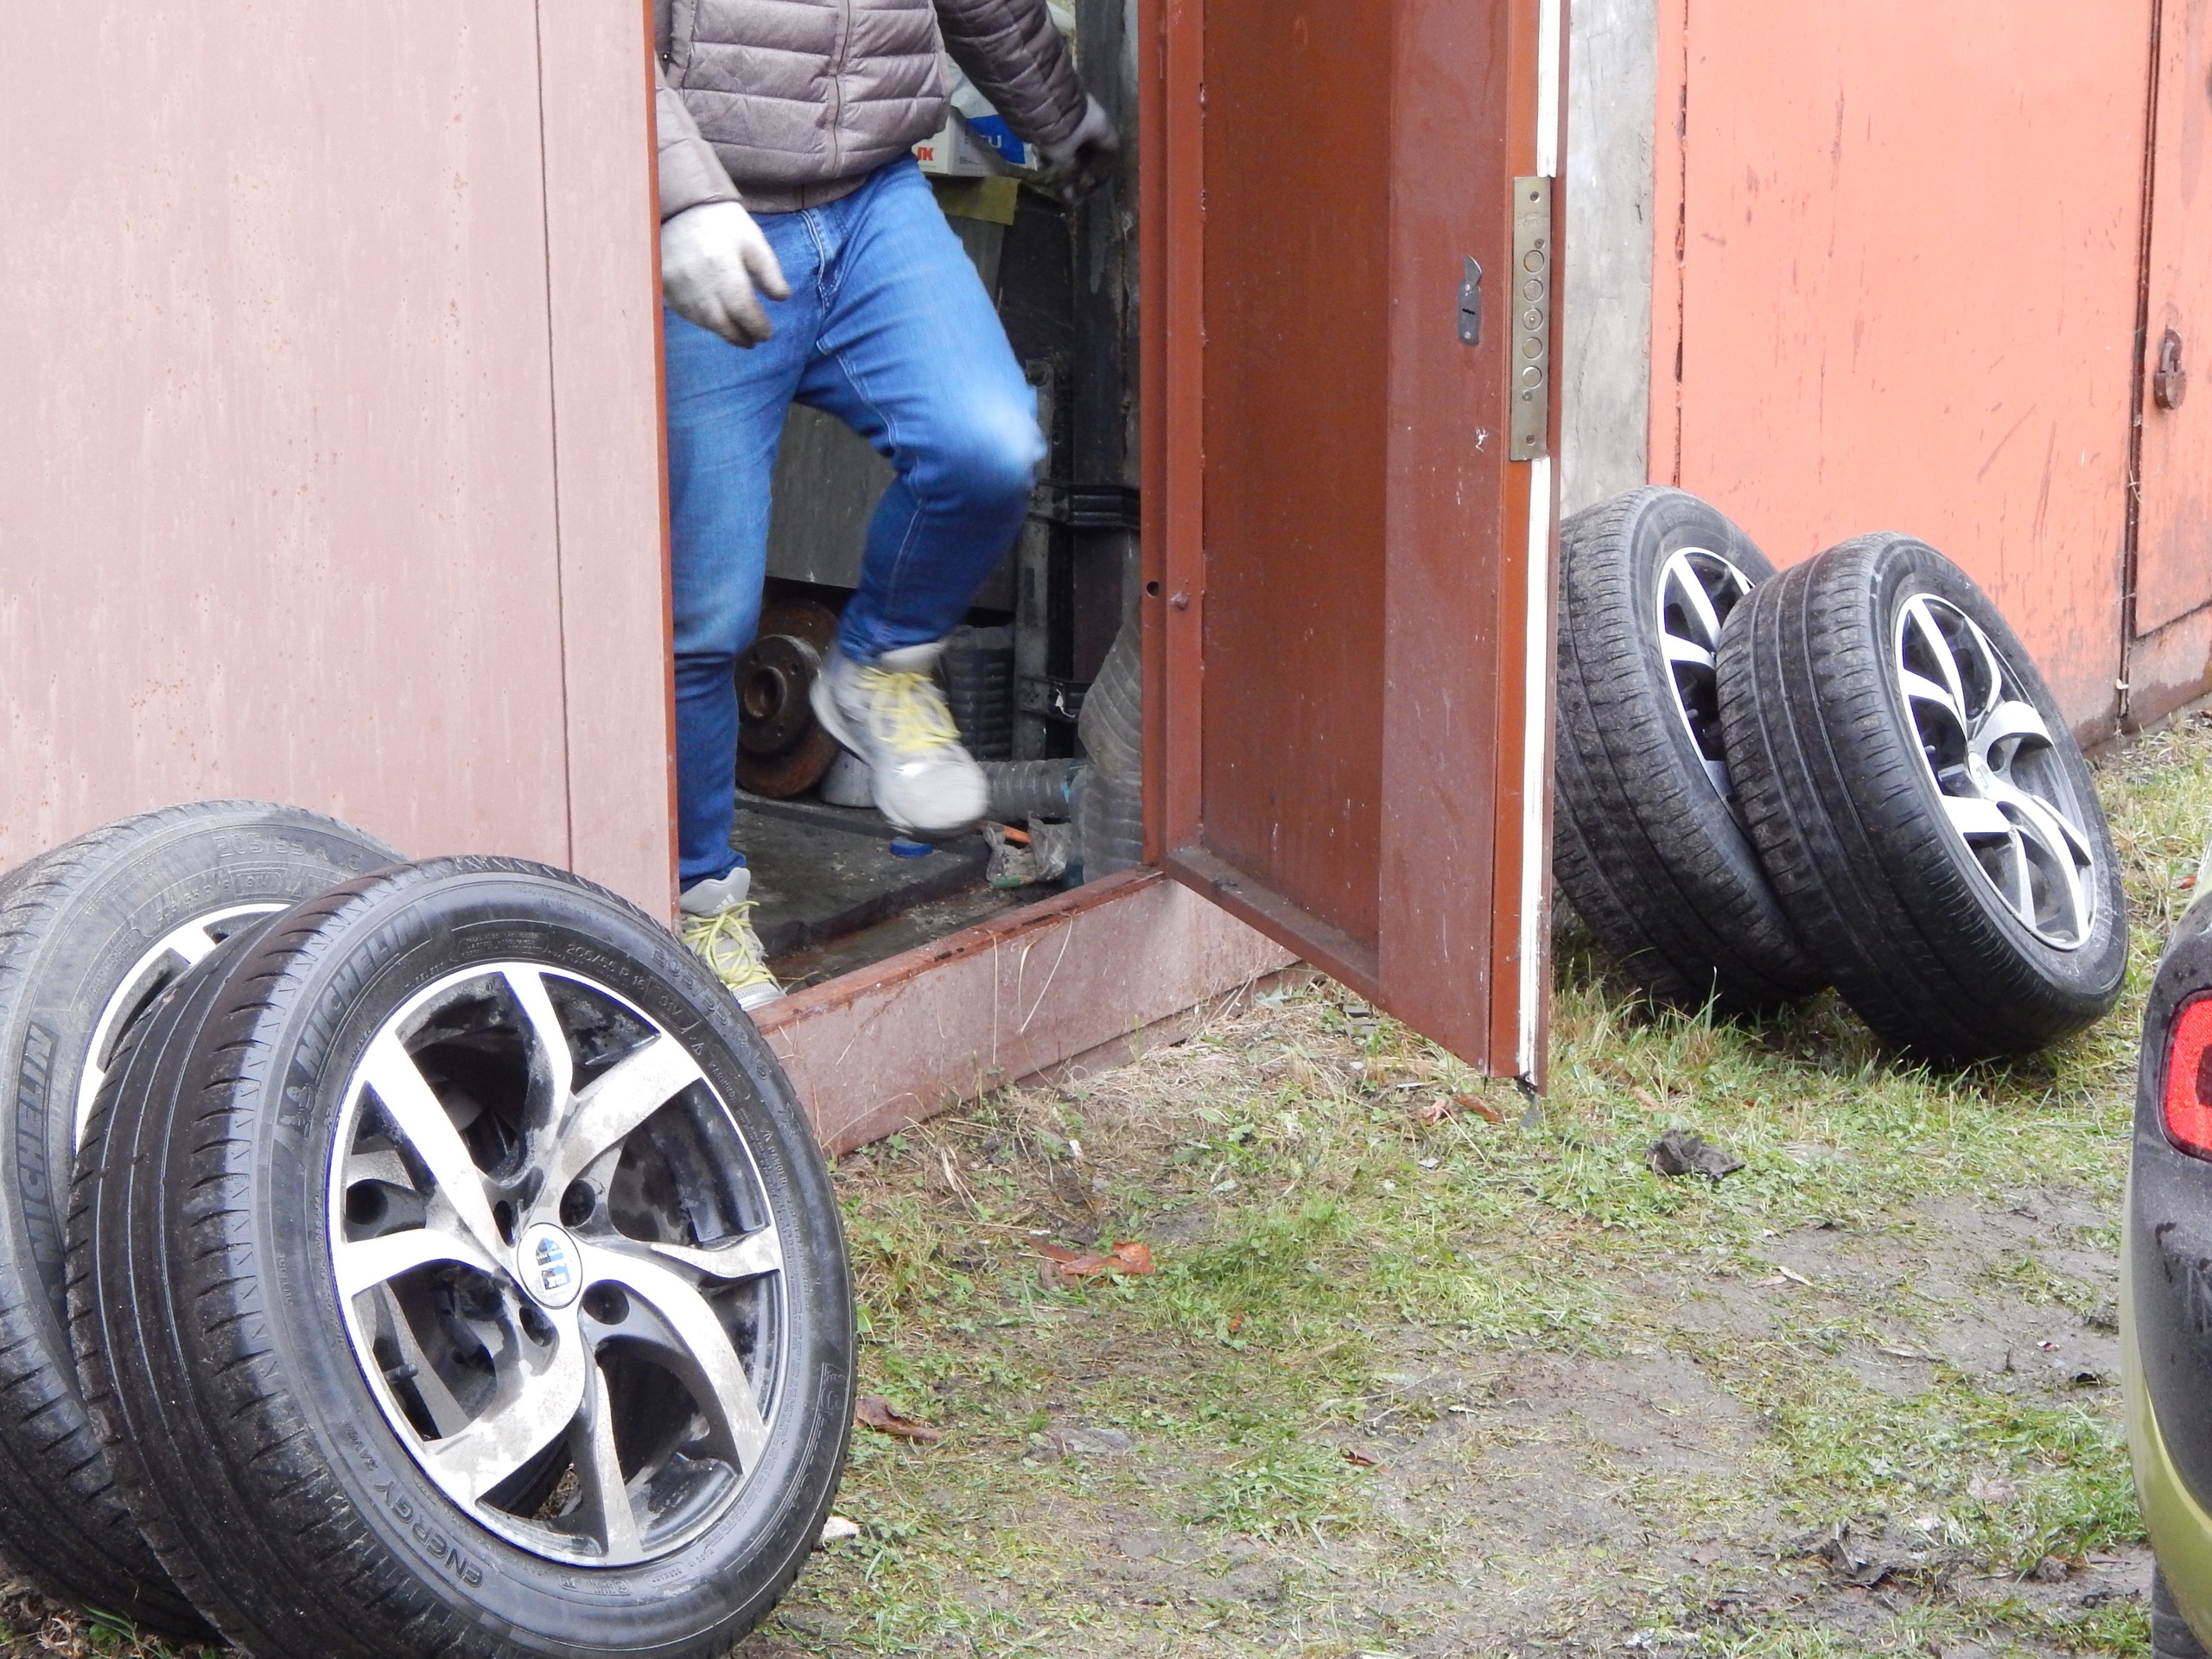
[1141,0,1564,1079]
[1656,0,2154,741]
[2133,0,2212,718]
[0,6,672,911]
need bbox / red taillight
[2164,994,2212,1159]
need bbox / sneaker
[810,642,988,839]
[679,865,753,917]
[679,872,784,1012]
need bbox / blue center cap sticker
[518,1222,582,1308]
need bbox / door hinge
[1508,176,1554,462]
[1459,257,1484,346]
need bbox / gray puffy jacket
[653,0,1087,218]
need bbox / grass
[5,711,2208,1656]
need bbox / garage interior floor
[736,792,1046,992]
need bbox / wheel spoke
[1983,776,2094,863]
[359,1034,507,1263]
[1664,557,1729,652]
[1994,786,2094,940]
[534,1037,705,1206]
[335,1219,498,1300]
[651,1224,784,1284]
[422,1316,588,1505]
[1958,617,2010,721]
[503,968,575,1122]
[1904,599,1972,717]
[1662,633,1715,669]
[570,1360,644,1562]
[369,1293,476,1439]
[346,1145,414,1192]
[582,1245,769,1471]
[1897,669,1964,728]
[1942,795,2013,840]
[1973,698,2053,760]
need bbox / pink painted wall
[0,5,675,909]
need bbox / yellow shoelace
[861,667,962,755]
[680,903,779,996]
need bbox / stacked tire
[1554,489,2126,1063]
[0,804,853,1657]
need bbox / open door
[1140,0,1565,1080]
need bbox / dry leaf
[1417,1093,1503,1128]
[854,1395,944,1444]
[1343,1447,1381,1468]
[1631,1087,1664,1113]
[1109,1241,1155,1274]
[1038,1239,1155,1282]
[1227,1313,1246,1334]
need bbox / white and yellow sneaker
[679,870,784,1012]
[810,642,988,840]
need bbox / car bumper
[2129,1194,2212,1645]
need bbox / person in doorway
[654,0,1117,1010]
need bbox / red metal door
[2133,0,2212,721]
[1141,0,1564,1079]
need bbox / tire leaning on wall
[71,857,855,1658]
[0,801,398,1636]
[1716,534,2127,1060]
[1553,486,1826,1011]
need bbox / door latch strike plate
[1508,177,1553,462]
[1459,257,1483,346]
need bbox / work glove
[1040,94,1121,203]
[661,200,791,349]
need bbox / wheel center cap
[518,1222,583,1308]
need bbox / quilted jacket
[653,0,1087,217]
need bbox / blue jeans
[665,159,1046,887]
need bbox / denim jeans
[665,158,1046,887]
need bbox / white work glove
[660,200,791,349]
[1040,94,1121,202]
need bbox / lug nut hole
[560,1181,595,1228]
[582,1284,630,1326]
[345,1184,388,1229]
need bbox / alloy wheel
[329,963,789,1567]
[1656,546,1757,811]
[1894,592,2100,948]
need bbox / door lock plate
[1509,177,1553,462]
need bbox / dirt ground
[3,710,2207,1657]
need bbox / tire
[71,856,855,1658]
[0,800,397,1633]
[1716,534,2127,1060]
[2156,1569,2211,1659]
[1552,486,1824,1010]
